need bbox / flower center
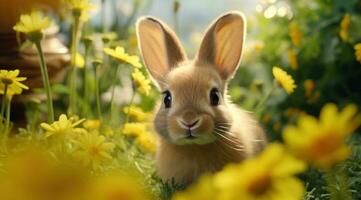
[247,174,272,196]
[89,146,100,156]
[1,78,13,85]
[310,132,342,157]
[106,190,134,200]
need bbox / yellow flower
[340,14,351,30]
[136,131,157,153]
[283,103,361,168]
[174,143,306,200]
[64,0,96,21]
[287,49,298,70]
[272,66,297,94]
[89,174,150,200]
[92,58,103,67]
[289,21,302,47]
[339,29,348,42]
[129,34,139,47]
[75,52,85,68]
[354,43,361,64]
[123,105,152,122]
[339,14,351,42]
[122,122,157,152]
[72,130,115,169]
[0,69,29,97]
[172,175,216,200]
[216,143,305,200]
[64,0,95,11]
[101,32,118,43]
[0,149,87,200]
[132,68,151,96]
[303,79,315,97]
[104,46,142,68]
[40,114,85,138]
[83,119,101,130]
[122,122,148,138]
[253,41,264,53]
[13,11,51,33]
[13,11,51,42]
[83,35,94,46]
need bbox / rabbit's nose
[178,118,200,130]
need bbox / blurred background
[99,0,259,48]
[1,0,361,136]
[1,0,361,132]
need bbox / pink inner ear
[214,25,233,72]
[195,12,245,80]
[137,17,188,87]
[138,20,169,81]
[214,19,244,78]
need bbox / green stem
[255,81,276,113]
[69,16,81,116]
[5,96,11,136]
[173,0,180,34]
[35,41,54,123]
[101,0,106,33]
[124,85,136,125]
[0,85,7,133]
[1,84,8,118]
[83,47,90,116]
[110,64,120,123]
[94,65,102,119]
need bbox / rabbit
[136,11,266,185]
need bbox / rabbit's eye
[210,88,220,106]
[163,90,172,108]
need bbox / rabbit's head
[136,11,246,145]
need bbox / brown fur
[136,11,266,185]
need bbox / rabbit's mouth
[165,113,217,145]
[186,135,197,139]
[186,130,197,139]
[177,130,199,141]
[172,130,217,145]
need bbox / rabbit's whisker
[213,129,244,148]
[214,126,235,135]
[214,132,245,152]
[216,122,233,126]
[214,129,244,147]
[213,126,233,136]
[215,125,231,130]
[214,132,240,146]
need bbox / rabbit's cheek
[167,117,187,139]
[153,108,171,139]
[196,114,214,135]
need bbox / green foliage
[228,0,361,199]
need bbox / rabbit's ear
[136,17,187,86]
[196,11,246,80]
